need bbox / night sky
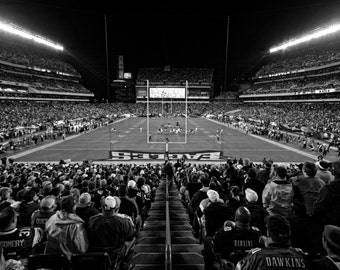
[0,0,340,98]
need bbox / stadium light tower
[269,23,340,53]
[0,19,63,51]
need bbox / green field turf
[12,117,337,163]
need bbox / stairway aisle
[133,179,167,270]
[169,183,204,270]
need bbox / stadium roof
[0,0,339,98]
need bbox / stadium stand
[0,159,340,270]
[0,31,93,102]
[240,37,340,103]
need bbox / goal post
[146,80,188,145]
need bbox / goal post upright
[146,79,150,143]
[185,80,188,144]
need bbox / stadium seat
[71,252,112,270]
[27,253,69,270]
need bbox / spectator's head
[42,180,53,194]
[243,158,251,167]
[200,175,210,187]
[0,207,17,231]
[244,188,258,203]
[322,225,340,258]
[77,192,91,208]
[22,189,37,203]
[235,206,251,228]
[137,177,145,188]
[207,189,219,203]
[40,195,57,213]
[60,195,76,214]
[0,187,12,200]
[102,196,120,215]
[265,215,290,244]
[230,185,240,199]
[317,160,329,171]
[70,188,80,203]
[99,179,107,187]
[247,168,257,180]
[303,162,317,177]
[208,182,218,191]
[273,166,287,180]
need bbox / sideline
[206,118,330,162]
[8,118,128,160]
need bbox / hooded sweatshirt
[45,211,88,259]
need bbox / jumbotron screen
[149,87,186,99]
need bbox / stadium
[0,1,340,270]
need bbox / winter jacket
[262,179,294,218]
[45,211,89,259]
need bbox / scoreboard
[136,85,211,102]
[149,87,186,98]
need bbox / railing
[165,177,172,270]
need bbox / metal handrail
[165,177,172,270]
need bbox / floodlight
[269,23,340,53]
[0,20,63,51]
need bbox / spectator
[189,174,210,237]
[243,188,268,235]
[236,215,308,270]
[309,225,340,270]
[203,206,261,270]
[118,184,142,234]
[75,192,99,224]
[314,160,340,226]
[243,168,264,205]
[88,196,136,270]
[0,207,43,260]
[18,189,40,227]
[31,195,57,230]
[291,162,325,215]
[70,188,80,205]
[0,187,12,211]
[257,161,272,185]
[202,189,233,237]
[185,173,202,201]
[315,161,334,184]
[45,195,89,259]
[262,165,294,218]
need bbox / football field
[11,117,337,163]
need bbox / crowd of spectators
[0,70,89,94]
[0,101,137,144]
[0,34,79,77]
[256,40,340,78]
[246,73,340,95]
[175,157,340,269]
[136,68,214,85]
[0,159,160,269]
[0,156,339,269]
[222,103,340,140]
